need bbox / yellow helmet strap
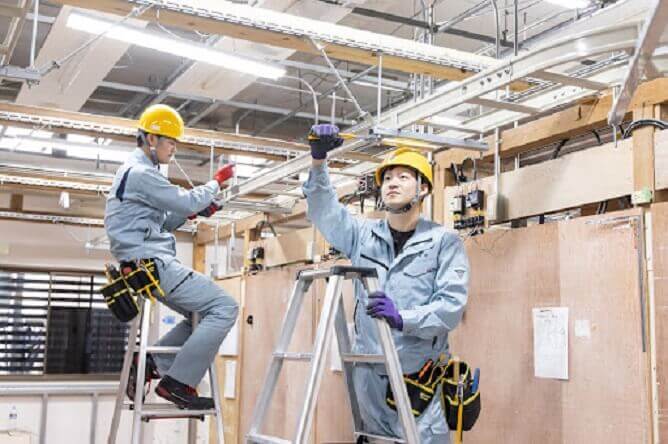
[378,173,422,214]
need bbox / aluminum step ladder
[108,296,226,444]
[246,266,420,444]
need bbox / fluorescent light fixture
[1,136,131,163]
[66,12,286,80]
[543,0,591,9]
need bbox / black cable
[622,119,668,139]
[592,129,602,146]
[551,138,569,160]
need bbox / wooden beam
[0,102,379,162]
[443,139,636,227]
[0,5,23,17]
[47,0,502,84]
[9,194,23,212]
[483,78,668,161]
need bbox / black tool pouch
[385,371,436,417]
[385,357,448,417]
[100,275,139,323]
[119,259,163,300]
[441,361,481,432]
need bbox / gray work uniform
[303,163,470,443]
[105,148,239,387]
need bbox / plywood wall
[238,265,316,441]
[449,209,650,443]
[650,202,668,441]
[210,276,243,444]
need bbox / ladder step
[355,431,405,443]
[273,351,313,361]
[138,403,217,418]
[341,353,385,363]
[246,433,292,444]
[146,345,181,353]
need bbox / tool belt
[100,259,164,323]
[385,356,448,417]
[441,359,481,442]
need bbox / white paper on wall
[219,320,239,356]
[224,360,237,399]
[532,307,569,380]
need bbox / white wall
[0,219,194,271]
[0,218,202,444]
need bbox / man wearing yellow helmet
[304,124,469,443]
[104,104,238,410]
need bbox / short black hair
[137,130,147,148]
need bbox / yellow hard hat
[375,148,433,191]
[138,104,185,140]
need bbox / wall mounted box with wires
[449,195,465,214]
[466,190,485,209]
[357,174,378,197]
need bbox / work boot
[155,375,214,410]
[126,352,160,401]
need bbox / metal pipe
[235,108,254,135]
[39,393,47,444]
[30,0,39,68]
[490,0,500,58]
[309,37,366,119]
[437,0,489,32]
[377,53,383,124]
[514,0,519,56]
[284,75,319,124]
[255,64,375,136]
[90,393,98,444]
[209,145,215,180]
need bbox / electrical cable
[622,119,668,139]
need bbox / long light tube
[543,0,591,9]
[66,12,286,79]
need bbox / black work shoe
[126,352,160,401]
[155,375,214,410]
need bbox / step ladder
[108,296,226,444]
[246,266,420,444]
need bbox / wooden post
[193,241,206,274]
[632,105,657,205]
[9,194,23,212]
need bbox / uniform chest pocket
[402,245,436,278]
[403,261,436,278]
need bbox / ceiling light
[543,0,591,9]
[66,12,286,80]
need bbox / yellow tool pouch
[100,259,164,323]
[101,264,139,323]
[386,357,447,417]
[441,359,481,443]
[119,259,164,301]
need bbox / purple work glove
[366,291,403,330]
[308,124,344,159]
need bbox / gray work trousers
[151,257,239,387]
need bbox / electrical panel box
[357,174,377,196]
[449,196,465,214]
[466,190,485,209]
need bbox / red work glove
[188,202,222,220]
[214,164,235,186]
